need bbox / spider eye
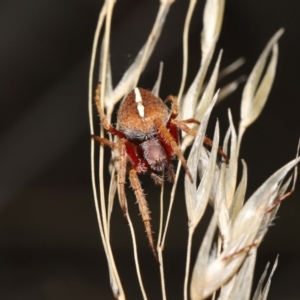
[140,139,167,171]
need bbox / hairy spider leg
[149,171,165,185]
[172,119,229,164]
[154,118,193,183]
[267,188,295,213]
[165,95,178,120]
[157,95,191,182]
[164,97,180,182]
[122,140,158,260]
[155,120,177,182]
[181,118,201,126]
[164,94,228,163]
[222,242,258,261]
[202,136,228,163]
[165,95,196,182]
[94,83,126,139]
[129,168,158,262]
[91,135,118,149]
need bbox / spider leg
[172,119,197,137]
[129,168,158,262]
[150,160,174,184]
[149,171,164,185]
[164,94,228,163]
[202,136,229,164]
[267,188,295,213]
[164,97,200,178]
[94,83,125,138]
[91,135,118,149]
[167,163,175,182]
[165,95,200,127]
[181,118,200,126]
[171,119,229,164]
[165,95,178,120]
[154,118,193,183]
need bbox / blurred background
[0,0,299,299]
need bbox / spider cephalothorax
[92,83,227,259]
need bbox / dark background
[0,0,299,299]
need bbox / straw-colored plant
[88,0,299,299]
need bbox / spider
[92,83,227,260]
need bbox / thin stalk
[184,226,195,300]
[158,248,167,300]
[157,177,166,300]
[99,0,115,103]
[107,168,117,233]
[88,1,125,298]
[98,0,114,258]
[177,0,197,104]
[160,161,182,247]
[127,214,148,300]
[88,5,106,136]
[89,0,107,261]
[157,172,165,246]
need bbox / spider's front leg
[165,94,200,138]
[172,119,229,164]
[91,135,118,149]
[165,95,200,128]
[94,83,125,139]
[165,94,228,163]
[165,95,178,121]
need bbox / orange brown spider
[92,83,227,260]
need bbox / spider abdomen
[117,88,169,140]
